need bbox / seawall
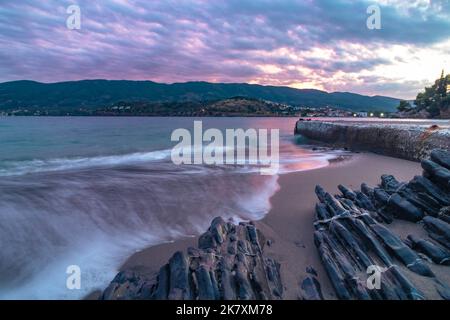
[295,119,450,161]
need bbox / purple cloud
[0,0,449,98]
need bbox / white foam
[0,149,172,177]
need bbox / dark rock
[101,269,156,300]
[369,223,434,277]
[314,231,352,300]
[315,203,331,220]
[153,265,171,299]
[311,149,450,300]
[423,216,450,249]
[421,160,450,189]
[430,149,450,170]
[198,231,216,250]
[381,175,404,194]
[361,183,374,198]
[306,266,318,276]
[102,217,283,300]
[355,191,377,212]
[398,187,442,217]
[195,266,216,300]
[435,280,450,300]
[387,265,425,300]
[374,188,390,205]
[439,207,450,224]
[407,235,450,265]
[409,176,450,206]
[338,185,357,200]
[300,270,323,300]
[387,193,424,222]
[168,251,191,300]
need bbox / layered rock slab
[101,217,283,300]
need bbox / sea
[0,116,341,299]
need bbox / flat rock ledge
[101,218,283,300]
[313,148,450,300]
[295,120,450,161]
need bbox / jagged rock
[387,193,424,222]
[101,217,283,300]
[311,149,450,300]
[101,269,156,300]
[300,267,323,300]
[381,175,404,194]
[369,224,434,277]
[168,251,191,299]
[422,160,450,189]
[313,194,426,299]
[313,188,430,299]
[373,188,390,205]
[406,235,450,266]
[423,216,450,249]
[431,149,450,170]
[438,207,450,224]
[408,176,450,207]
[361,183,374,198]
[338,185,357,200]
[398,185,442,217]
[355,191,377,212]
[435,280,450,300]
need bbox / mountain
[0,80,400,112]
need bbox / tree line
[398,71,450,118]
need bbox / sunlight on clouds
[246,38,450,99]
[258,64,283,74]
[1,1,449,99]
[369,40,450,86]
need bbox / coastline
[92,152,427,300]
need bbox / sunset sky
[1,0,449,99]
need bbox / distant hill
[0,80,400,112]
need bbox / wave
[0,145,341,177]
[0,140,346,299]
[0,149,172,177]
[0,160,280,299]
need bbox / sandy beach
[92,151,450,300]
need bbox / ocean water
[0,117,340,299]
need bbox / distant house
[356,112,368,117]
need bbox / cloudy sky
[1,0,449,99]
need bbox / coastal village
[0,104,388,118]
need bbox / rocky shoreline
[101,219,283,300]
[100,149,450,300]
[295,119,450,161]
[311,148,450,300]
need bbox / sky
[0,0,449,99]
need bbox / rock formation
[312,149,450,299]
[101,146,450,300]
[101,217,283,300]
[295,120,450,161]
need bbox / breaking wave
[0,149,172,177]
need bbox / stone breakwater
[312,148,450,300]
[295,120,450,161]
[101,218,283,300]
